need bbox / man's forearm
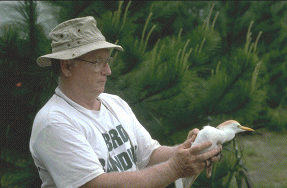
[80,138,221,188]
[147,145,178,166]
[80,160,180,188]
[147,128,199,167]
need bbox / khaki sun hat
[36,16,124,67]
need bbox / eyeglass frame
[74,57,113,72]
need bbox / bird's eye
[237,125,241,128]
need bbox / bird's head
[216,120,254,134]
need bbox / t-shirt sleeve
[118,98,161,169]
[33,116,105,188]
[131,111,161,169]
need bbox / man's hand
[186,128,223,178]
[168,138,221,178]
[188,128,223,163]
[187,128,200,140]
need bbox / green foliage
[211,1,287,124]
[0,1,57,187]
[266,104,287,131]
[1,1,286,187]
[1,148,41,188]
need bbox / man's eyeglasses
[75,57,113,72]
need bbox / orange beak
[240,126,255,131]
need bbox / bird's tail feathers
[182,174,199,188]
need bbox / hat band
[52,36,106,53]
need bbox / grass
[237,128,287,188]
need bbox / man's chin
[96,86,105,95]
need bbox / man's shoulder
[30,95,70,151]
[34,94,75,127]
[37,95,67,115]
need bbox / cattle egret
[175,120,254,188]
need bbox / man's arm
[80,138,221,188]
[147,128,200,166]
[82,159,178,188]
[146,145,178,166]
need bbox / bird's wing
[192,126,224,153]
[175,178,183,188]
[175,175,198,188]
[183,174,199,188]
[176,126,225,188]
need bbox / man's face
[69,48,111,96]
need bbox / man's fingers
[210,147,223,162]
[181,137,194,149]
[189,141,212,154]
[187,128,200,139]
[190,135,196,142]
[210,154,221,162]
[198,148,221,161]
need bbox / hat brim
[36,41,124,67]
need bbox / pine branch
[217,70,244,103]
[133,80,179,104]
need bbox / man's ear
[60,60,73,77]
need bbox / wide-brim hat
[37,16,124,67]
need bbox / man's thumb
[182,136,195,149]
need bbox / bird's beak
[240,126,254,131]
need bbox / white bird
[175,120,254,188]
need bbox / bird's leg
[206,144,222,178]
[205,159,213,178]
[206,165,212,178]
[214,145,223,161]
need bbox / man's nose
[101,63,112,75]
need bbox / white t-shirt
[29,87,160,188]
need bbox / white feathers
[175,120,254,188]
[192,126,227,153]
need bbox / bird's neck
[222,129,236,143]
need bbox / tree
[0,1,56,187]
[0,1,270,187]
[211,1,287,130]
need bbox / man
[29,16,221,188]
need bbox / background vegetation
[1,1,286,187]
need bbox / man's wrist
[167,158,184,179]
